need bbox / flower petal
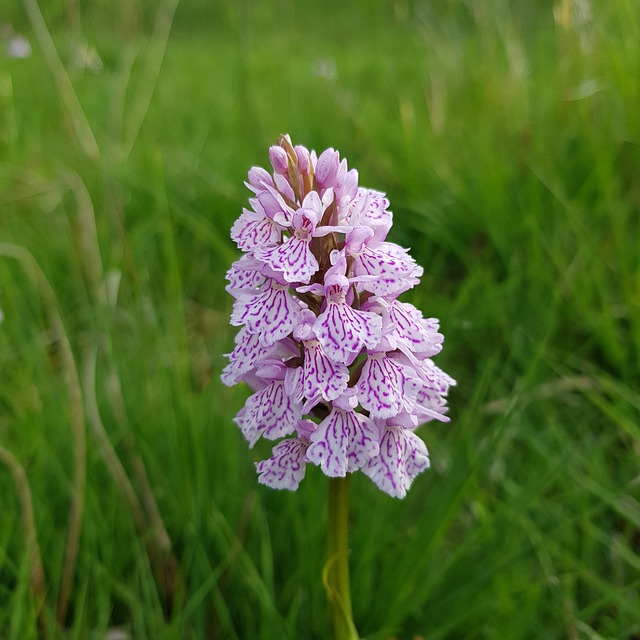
[356,352,420,418]
[384,300,444,356]
[352,242,423,296]
[415,387,451,423]
[221,326,274,386]
[306,407,379,476]
[414,358,457,394]
[256,437,309,491]
[245,166,274,194]
[231,282,302,346]
[234,380,301,447]
[315,148,340,189]
[302,339,350,401]
[346,188,392,231]
[362,425,430,499]
[225,255,267,296]
[255,236,319,284]
[231,207,281,251]
[313,303,382,364]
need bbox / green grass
[1,0,639,637]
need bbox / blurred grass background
[0,0,639,638]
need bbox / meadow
[0,0,639,638]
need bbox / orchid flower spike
[222,135,455,498]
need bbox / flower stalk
[326,476,359,640]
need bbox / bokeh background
[1,0,638,638]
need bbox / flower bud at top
[315,148,340,189]
[246,166,274,193]
[269,145,289,174]
[295,145,310,173]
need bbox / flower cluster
[222,135,455,498]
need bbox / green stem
[326,476,359,640]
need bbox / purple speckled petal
[362,425,430,499]
[225,255,267,296]
[255,437,309,490]
[313,303,382,364]
[221,326,274,386]
[234,380,301,447]
[306,406,379,476]
[383,300,444,356]
[231,208,281,251]
[415,387,451,423]
[255,236,319,284]
[346,188,392,231]
[357,352,420,418]
[351,242,423,296]
[302,339,350,401]
[414,357,457,394]
[230,282,302,346]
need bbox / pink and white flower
[230,279,303,347]
[345,227,424,296]
[356,351,420,419]
[362,422,430,499]
[234,363,302,446]
[255,192,323,284]
[256,435,310,491]
[222,135,455,498]
[307,253,382,364]
[306,389,379,477]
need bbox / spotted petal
[256,437,309,491]
[414,358,457,394]
[221,327,274,386]
[302,339,350,402]
[314,303,382,364]
[362,425,430,499]
[231,281,302,346]
[255,236,319,284]
[352,242,423,296]
[306,407,379,476]
[225,255,267,297]
[357,352,420,418]
[234,380,301,447]
[231,207,281,251]
[384,300,444,356]
[346,188,392,232]
[415,388,451,423]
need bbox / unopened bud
[295,145,310,173]
[269,145,289,174]
[246,166,274,193]
[315,148,340,189]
